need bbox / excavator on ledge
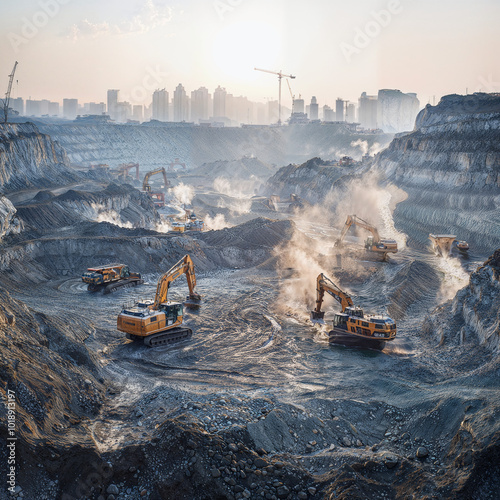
[335,215,398,259]
[310,273,397,350]
[143,168,169,207]
[117,254,201,347]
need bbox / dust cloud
[91,203,133,228]
[171,182,195,205]
[204,213,232,230]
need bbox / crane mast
[254,68,295,126]
[2,61,18,124]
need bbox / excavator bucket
[184,293,202,308]
[310,310,325,322]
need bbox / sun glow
[212,21,282,83]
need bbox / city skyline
[1,0,499,110]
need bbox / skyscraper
[336,98,345,122]
[309,96,319,120]
[191,87,210,123]
[107,89,119,120]
[63,98,78,120]
[323,105,334,121]
[213,86,227,119]
[173,84,189,122]
[346,103,356,123]
[152,89,169,121]
[358,92,378,129]
[132,105,143,122]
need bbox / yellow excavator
[310,273,397,350]
[142,168,169,207]
[117,254,201,347]
[335,214,398,259]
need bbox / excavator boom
[335,214,397,256]
[311,273,353,320]
[153,254,199,309]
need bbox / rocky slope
[0,196,22,241]
[423,248,500,351]
[14,182,161,232]
[373,93,500,252]
[38,122,392,170]
[0,123,80,192]
[265,157,358,201]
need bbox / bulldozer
[117,254,201,347]
[310,273,397,350]
[82,264,143,294]
[335,214,398,259]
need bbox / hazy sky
[1,0,499,109]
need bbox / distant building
[26,100,41,116]
[267,100,279,124]
[48,101,60,116]
[336,98,345,122]
[114,101,132,122]
[152,89,169,121]
[377,89,420,132]
[346,103,356,123]
[107,89,119,120]
[191,87,210,123]
[63,98,78,120]
[132,105,143,122]
[323,105,335,121]
[213,86,227,119]
[293,98,305,114]
[173,84,189,122]
[358,92,378,129]
[309,96,319,120]
[10,97,24,116]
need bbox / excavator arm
[336,215,381,246]
[153,255,201,309]
[311,273,353,320]
[143,168,169,191]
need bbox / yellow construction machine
[142,168,169,207]
[311,273,396,350]
[335,214,398,259]
[117,254,201,347]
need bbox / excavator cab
[365,236,374,250]
[160,302,183,323]
[345,306,364,318]
[333,313,349,330]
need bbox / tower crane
[1,62,18,124]
[254,68,295,126]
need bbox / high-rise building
[107,89,119,119]
[336,98,345,122]
[115,101,132,122]
[213,86,227,119]
[173,84,189,122]
[323,105,335,121]
[48,102,60,116]
[10,97,24,116]
[87,102,106,115]
[267,100,279,124]
[132,105,143,122]
[377,89,420,132]
[358,92,378,129]
[63,98,78,120]
[152,89,169,121]
[26,100,41,116]
[309,96,319,120]
[346,103,356,123]
[191,87,210,123]
[292,98,305,114]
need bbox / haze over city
[1,0,499,110]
